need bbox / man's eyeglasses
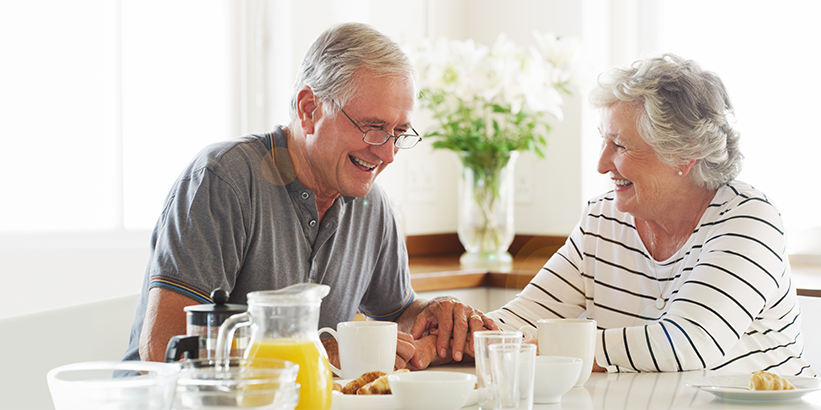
[332,100,421,149]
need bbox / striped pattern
[362,291,416,321]
[150,276,212,304]
[488,181,814,376]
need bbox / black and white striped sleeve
[486,222,590,330]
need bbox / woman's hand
[406,334,457,370]
[394,331,417,370]
[522,336,539,356]
[525,335,603,372]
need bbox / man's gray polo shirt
[122,126,413,361]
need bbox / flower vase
[457,151,518,271]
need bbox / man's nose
[372,140,397,164]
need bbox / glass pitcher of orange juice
[216,283,333,410]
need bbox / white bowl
[388,371,477,410]
[533,356,582,404]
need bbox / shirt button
[301,192,309,200]
[309,220,317,227]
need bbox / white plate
[331,390,399,410]
[331,379,478,410]
[686,374,821,402]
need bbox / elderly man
[122,22,495,371]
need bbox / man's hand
[320,336,340,369]
[408,296,498,363]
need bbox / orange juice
[246,338,333,410]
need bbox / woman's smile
[612,177,632,189]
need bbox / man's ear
[296,87,320,134]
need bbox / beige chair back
[0,294,139,410]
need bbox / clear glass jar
[164,289,247,362]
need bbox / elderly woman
[487,54,813,376]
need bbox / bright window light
[655,0,821,254]
[0,0,234,232]
[0,0,120,231]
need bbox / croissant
[749,370,795,391]
[342,370,385,395]
[356,369,410,395]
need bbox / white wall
[0,232,149,319]
[1,0,608,320]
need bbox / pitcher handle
[216,311,251,363]
[318,327,343,377]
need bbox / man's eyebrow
[359,116,412,129]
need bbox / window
[1,1,121,231]
[652,0,821,255]
[0,0,234,233]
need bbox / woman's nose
[597,142,612,175]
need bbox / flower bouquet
[409,32,580,268]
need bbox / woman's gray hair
[289,22,417,120]
[589,53,743,190]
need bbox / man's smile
[351,155,377,171]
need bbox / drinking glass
[489,343,536,410]
[473,330,523,410]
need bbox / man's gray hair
[289,22,417,119]
[589,53,743,190]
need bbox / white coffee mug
[318,321,397,379]
[520,318,596,386]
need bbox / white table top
[432,362,821,410]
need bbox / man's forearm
[140,287,198,362]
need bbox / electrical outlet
[515,159,534,205]
[406,163,436,203]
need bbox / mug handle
[318,327,343,377]
[519,324,537,339]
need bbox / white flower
[408,32,580,155]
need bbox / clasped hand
[400,296,498,370]
[324,297,497,371]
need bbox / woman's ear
[678,159,697,177]
[296,87,320,134]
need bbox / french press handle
[164,335,200,363]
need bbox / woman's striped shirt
[488,181,814,376]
